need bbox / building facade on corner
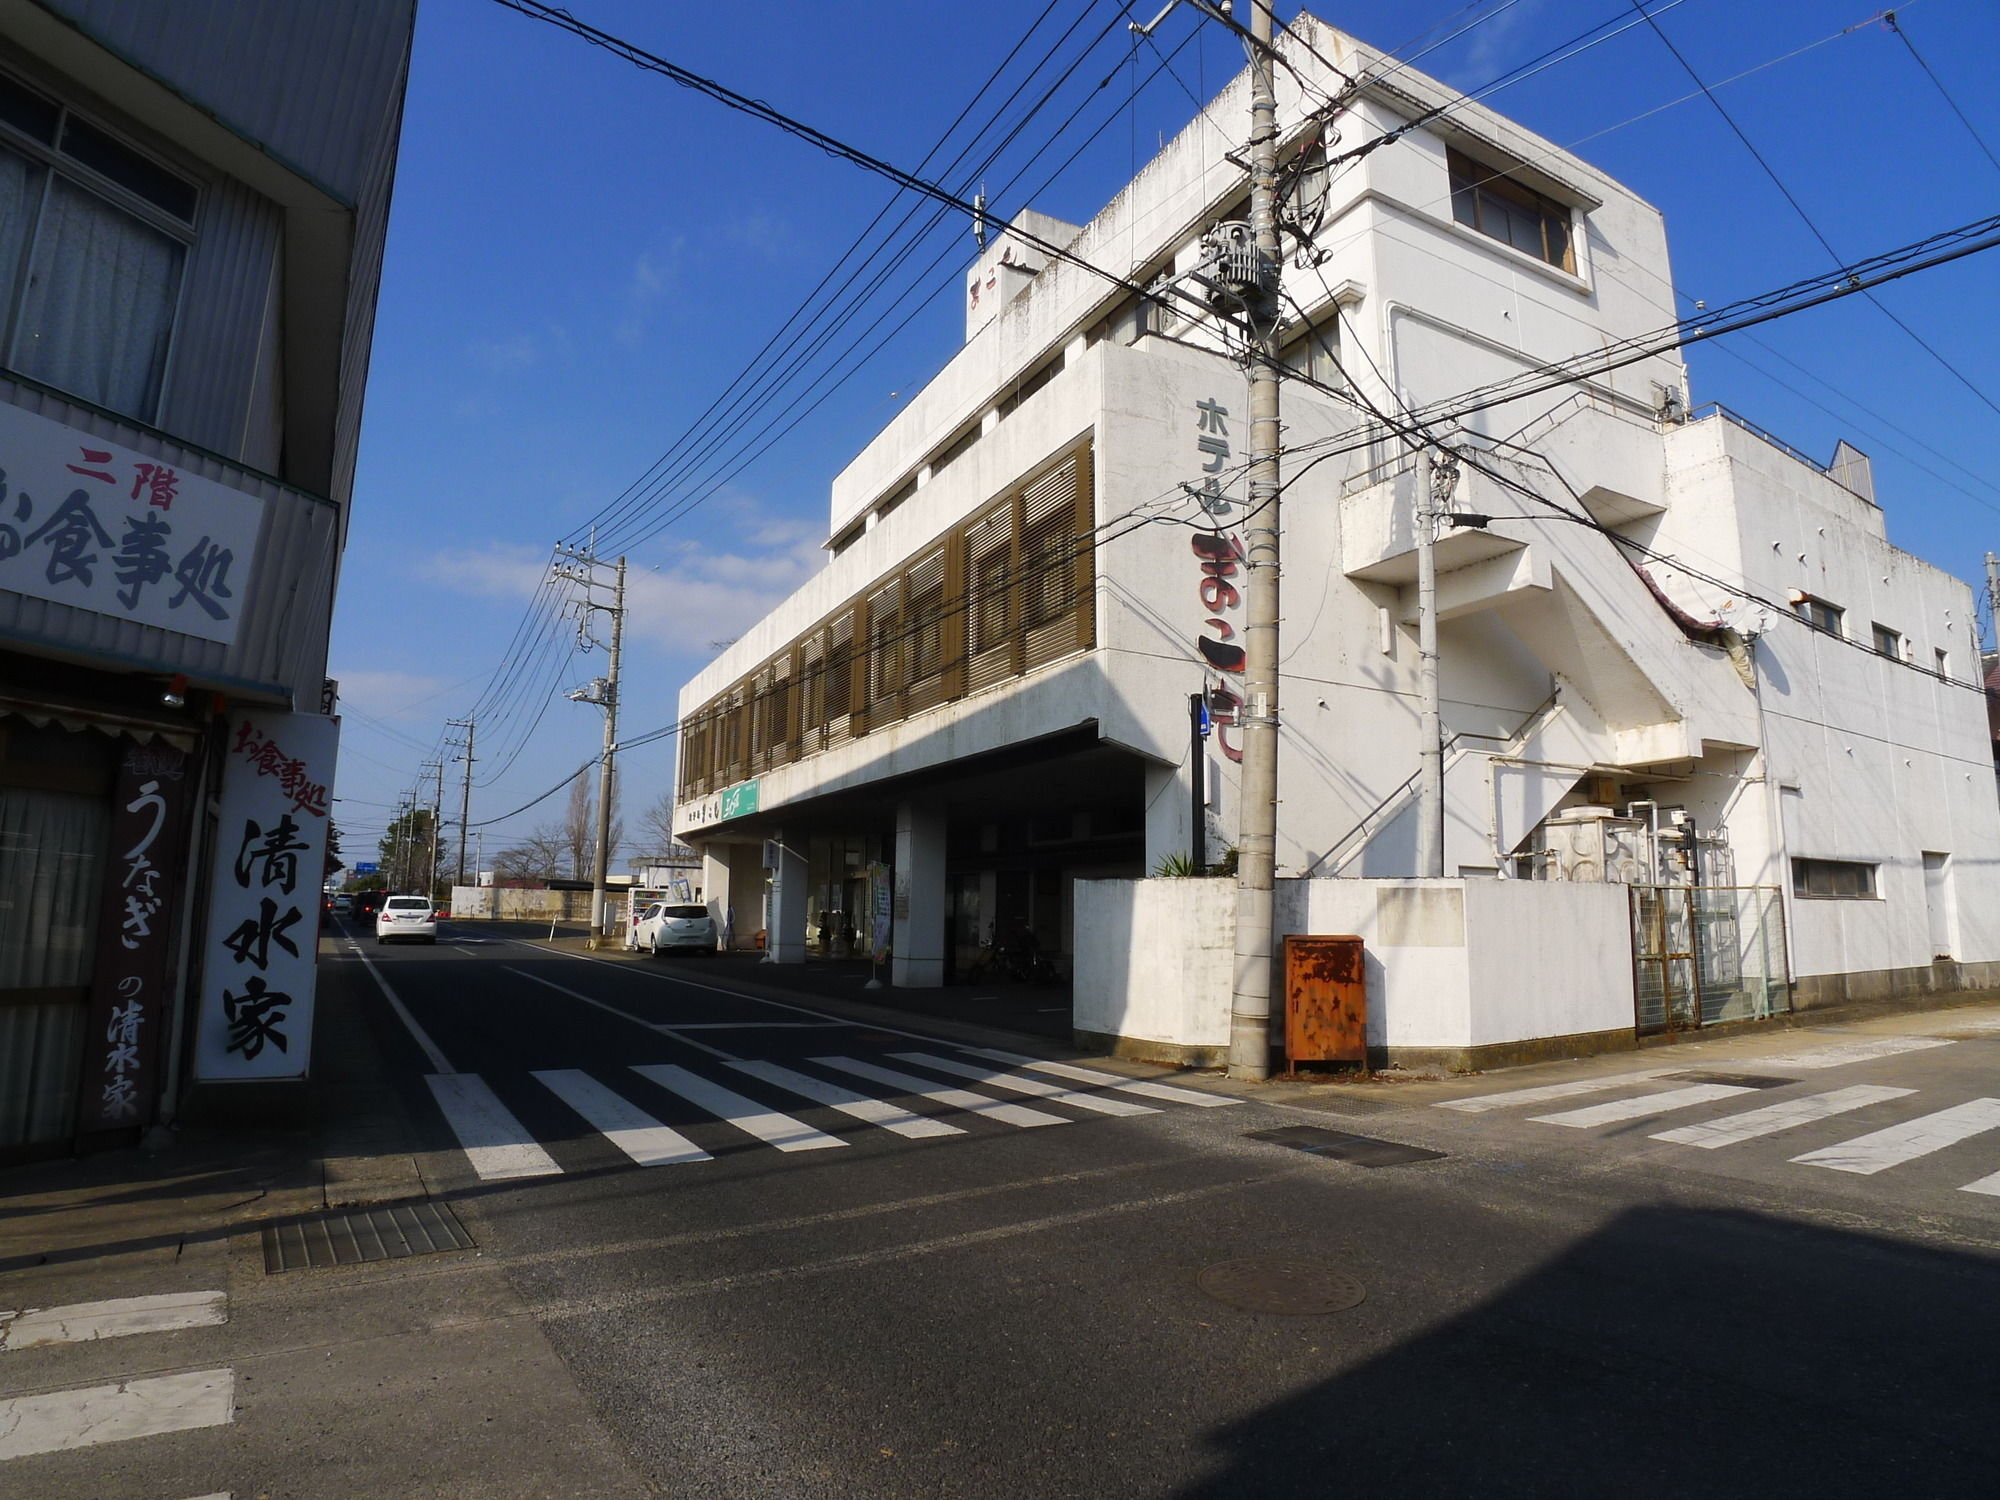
[669,13,2000,1054]
[0,0,413,1161]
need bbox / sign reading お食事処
[194,712,338,1082]
[0,402,262,645]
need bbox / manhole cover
[1246,1125,1445,1166]
[1659,1071,1796,1090]
[263,1199,474,1272]
[1197,1258,1366,1316]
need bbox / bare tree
[495,824,565,880]
[563,773,593,879]
[638,788,677,858]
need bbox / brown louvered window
[677,439,1095,803]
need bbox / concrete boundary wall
[447,886,597,923]
[1074,876,1633,1068]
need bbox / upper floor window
[1279,318,1343,390]
[1448,147,1574,273]
[1794,595,1843,636]
[0,71,195,423]
[1872,623,1903,659]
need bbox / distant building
[0,1,414,1161]
[671,14,1999,1044]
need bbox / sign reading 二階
[0,402,263,645]
[194,712,338,1081]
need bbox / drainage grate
[1246,1125,1445,1166]
[1660,1071,1797,1090]
[263,1199,475,1273]
[1197,1257,1366,1316]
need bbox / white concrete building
[673,14,2000,1063]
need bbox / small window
[385,897,431,910]
[1871,623,1902,659]
[664,904,709,918]
[931,423,981,474]
[1448,147,1574,272]
[875,476,916,522]
[1935,647,1951,679]
[1792,858,1877,899]
[1279,320,1343,390]
[1794,596,1843,636]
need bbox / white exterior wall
[1075,876,1630,1061]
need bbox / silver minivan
[635,902,716,956]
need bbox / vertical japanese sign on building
[0,403,263,644]
[194,711,338,1081]
[78,743,191,1131]
[1188,396,1246,763]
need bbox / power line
[1631,1,2000,422]
[1884,9,2000,177]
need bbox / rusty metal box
[1283,934,1367,1065]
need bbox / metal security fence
[678,440,1095,802]
[1631,885,1790,1034]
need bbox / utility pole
[555,543,627,947]
[421,759,444,902]
[448,715,477,887]
[1985,552,1998,654]
[1228,0,1282,1082]
[1415,448,1445,878]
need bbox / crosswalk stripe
[1749,1037,1954,1070]
[891,1053,1160,1116]
[0,1291,225,1351]
[426,1074,562,1180]
[0,1369,234,1461]
[958,1048,1241,1107]
[813,1056,1070,1127]
[533,1069,710,1165]
[1931,1017,2000,1034]
[1790,1097,2000,1175]
[1532,1082,1757,1128]
[1434,1071,1669,1114]
[725,1060,964,1139]
[1650,1085,1916,1149]
[1959,1167,2000,1197]
[631,1064,845,1151]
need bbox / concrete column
[892,801,947,987]
[699,845,729,923]
[1143,760,1186,875]
[766,833,809,964]
[710,843,762,951]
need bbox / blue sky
[326,0,2000,867]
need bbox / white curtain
[0,145,43,336]
[13,175,182,421]
[0,788,106,1147]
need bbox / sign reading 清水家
[193,712,338,1081]
[0,402,262,645]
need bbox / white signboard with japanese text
[194,712,338,1081]
[0,400,263,644]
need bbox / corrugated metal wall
[35,0,415,200]
[158,173,283,461]
[0,375,337,701]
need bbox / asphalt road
[309,922,2000,1498]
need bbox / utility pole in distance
[421,759,444,902]
[447,715,476,887]
[1228,0,1282,1082]
[1415,448,1444,878]
[556,543,627,947]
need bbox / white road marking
[1531,1082,1757,1128]
[725,1060,964,1139]
[1749,1037,1954,1070]
[425,1073,562,1180]
[1791,1097,2000,1175]
[1431,1071,1670,1114]
[631,1064,845,1152]
[813,1056,1070,1128]
[0,1291,226,1351]
[1959,1167,2000,1197]
[347,943,454,1072]
[1650,1085,1916,1149]
[1929,1016,2000,1034]
[532,1069,710,1166]
[668,1022,846,1030]
[891,1053,1160,1117]
[0,1369,234,1460]
[958,1048,1242,1107]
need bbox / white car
[375,896,437,945]
[634,902,715,956]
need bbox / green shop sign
[719,780,760,820]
